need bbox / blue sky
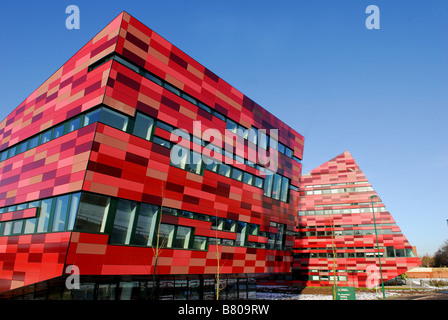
[0,0,447,256]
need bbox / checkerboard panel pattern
[65,232,291,276]
[0,232,71,292]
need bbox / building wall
[0,12,303,294]
[293,151,421,287]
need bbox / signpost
[334,287,356,300]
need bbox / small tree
[434,239,448,267]
[149,182,168,299]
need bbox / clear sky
[0,0,447,256]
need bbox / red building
[293,151,421,288]
[0,12,304,299]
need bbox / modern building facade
[0,12,304,299]
[292,151,421,288]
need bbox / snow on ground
[256,291,400,300]
[256,279,448,300]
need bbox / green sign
[335,286,356,300]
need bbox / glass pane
[175,226,192,249]
[264,174,273,197]
[243,172,253,185]
[280,176,289,202]
[8,146,18,158]
[0,151,7,161]
[37,198,54,233]
[67,193,80,231]
[3,222,13,236]
[278,143,286,154]
[182,93,197,106]
[188,151,202,174]
[83,108,102,126]
[19,141,28,153]
[110,199,137,245]
[226,118,237,133]
[158,224,175,248]
[163,82,181,96]
[218,164,231,177]
[133,113,154,141]
[13,220,23,234]
[68,117,81,133]
[74,193,110,233]
[254,176,263,188]
[53,124,65,139]
[193,236,207,250]
[198,102,211,113]
[28,136,40,149]
[144,72,163,86]
[52,195,70,232]
[24,218,37,234]
[231,168,243,181]
[170,146,189,170]
[40,130,52,144]
[100,108,128,131]
[132,203,159,246]
[153,137,171,148]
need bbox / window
[272,174,282,200]
[278,143,285,154]
[110,199,137,245]
[243,172,253,185]
[156,121,174,133]
[193,236,207,250]
[214,111,226,122]
[53,124,65,139]
[182,93,197,106]
[12,220,23,234]
[83,108,102,127]
[231,168,243,181]
[236,222,247,246]
[174,226,192,249]
[37,198,54,233]
[158,224,175,248]
[226,118,238,134]
[74,193,110,233]
[188,151,203,175]
[100,108,128,131]
[133,112,154,141]
[132,203,159,246]
[258,131,268,150]
[19,141,28,153]
[264,174,274,197]
[24,218,37,234]
[254,176,264,189]
[170,146,189,170]
[28,136,40,149]
[41,130,52,144]
[280,176,290,202]
[68,117,81,133]
[163,82,181,96]
[198,102,211,113]
[204,157,218,172]
[67,193,80,231]
[248,127,258,145]
[144,72,163,86]
[52,195,70,232]
[153,137,171,148]
[218,164,231,178]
